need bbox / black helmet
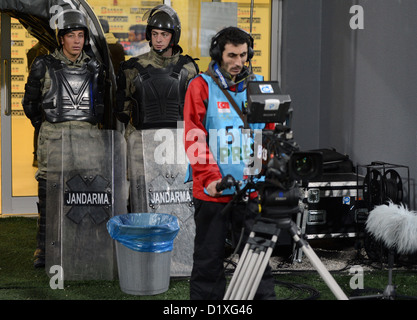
[54,9,90,46]
[143,5,181,51]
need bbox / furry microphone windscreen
[366,201,417,254]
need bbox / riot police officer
[115,4,199,136]
[22,9,105,268]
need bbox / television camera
[218,81,348,300]
[217,81,322,220]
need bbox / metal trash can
[107,213,179,295]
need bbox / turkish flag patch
[217,101,230,113]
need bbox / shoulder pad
[42,54,60,67]
[87,57,102,71]
[181,55,200,74]
[28,55,48,80]
[181,54,195,62]
[121,57,139,70]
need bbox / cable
[274,279,321,300]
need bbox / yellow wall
[6,0,272,199]
[10,19,39,197]
[87,0,271,78]
[171,0,271,78]
[10,0,273,116]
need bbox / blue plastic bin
[107,213,179,295]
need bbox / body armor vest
[131,56,190,129]
[42,56,101,124]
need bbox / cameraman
[184,26,276,300]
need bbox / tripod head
[215,124,322,221]
[216,173,301,221]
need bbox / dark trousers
[190,198,276,300]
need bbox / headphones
[209,27,254,63]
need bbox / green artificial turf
[1,216,417,301]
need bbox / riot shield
[45,128,128,280]
[128,127,195,277]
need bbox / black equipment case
[298,172,366,240]
[297,148,366,240]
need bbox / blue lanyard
[212,62,245,92]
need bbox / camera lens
[289,151,322,181]
[294,155,314,176]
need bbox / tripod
[223,215,349,300]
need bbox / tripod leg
[235,248,261,299]
[291,227,348,300]
[383,249,396,299]
[224,233,253,300]
[242,249,265,299]
[247,234,278,299]
[225,225,279,300]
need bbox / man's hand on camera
[207,179,223,197]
